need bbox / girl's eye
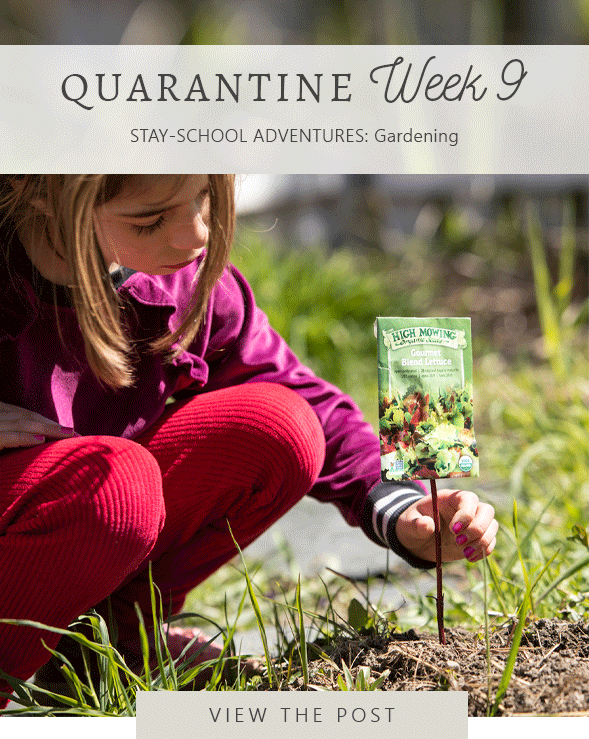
[132,214,166,235]
[129,187,208,235]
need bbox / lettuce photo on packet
[377,317,479,482]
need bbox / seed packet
[377,317,479,481]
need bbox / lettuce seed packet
[377,317,479,482]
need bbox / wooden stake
[430,478,446,645]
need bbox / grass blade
[341,660,354,691]
[227,521,277,687]
[296,575,309,686]
[535,553,589,604]
[490,549,560,716]
[147,564,169,690]
[370,670,390,690]
[556,200,576,316]
[133,604,153,690]
[504,496,555,572]
[489,584,532,716]
[513,500,530,592]
[526,204,566,379]
[485,555,510,616]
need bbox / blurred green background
[1,0,588,44]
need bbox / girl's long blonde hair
[0,174,235,389]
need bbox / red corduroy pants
[0,383,325,706]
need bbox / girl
[0,174,498,704]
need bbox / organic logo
[392,459,405,473]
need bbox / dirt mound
[286,617,589,716]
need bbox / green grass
[1,202,587,712]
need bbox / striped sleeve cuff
[361,481,435,570]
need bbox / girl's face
[94,175,211,274]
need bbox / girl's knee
[236,383,326,496]
[24,436,165,565]
[259,383,324,479]
[157,383,326,491]
[83,434,165,531]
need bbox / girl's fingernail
[463,546,475,558]
[33,434,45,441]
[452,522,463,533]
[60,426,75,434]
[456,534,468,546]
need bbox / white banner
[0,45,587,173]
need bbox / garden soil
[278,617,589,716]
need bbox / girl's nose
[170,212,209,251]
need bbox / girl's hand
[0,401,77,451]
[395,489,498,564]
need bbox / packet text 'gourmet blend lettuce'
[377,317,479,481]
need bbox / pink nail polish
[60,426,75,434]
[456,534,468,546]
[452,522,463,534]
[464,546,475,558]
[33,434,45,441]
